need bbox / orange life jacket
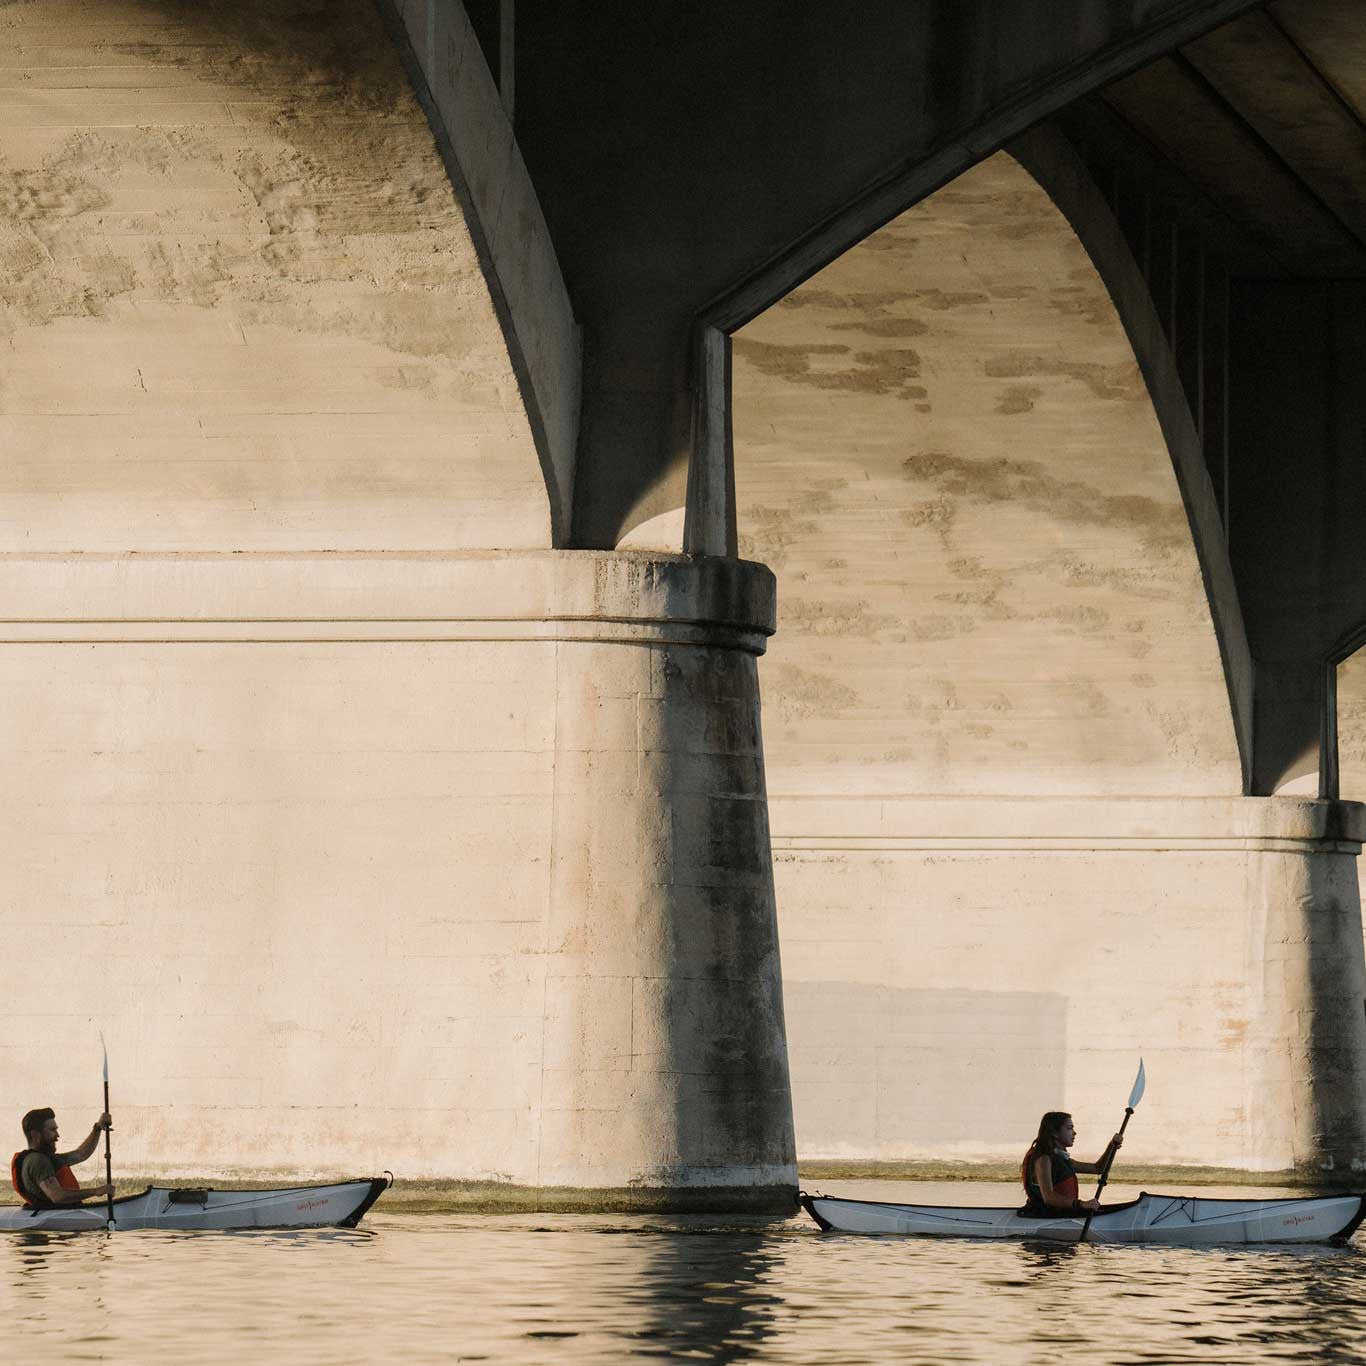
[10,1151,79,1207]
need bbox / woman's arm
[1073,1132,1124,1175]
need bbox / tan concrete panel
[0,0,549,551]
[771,792,1366,1171]
[0,640,556,1179]
[1340,649,1366,801]
[735,151,1240,799]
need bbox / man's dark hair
[20,1108,54,1145]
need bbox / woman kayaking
[1021,1111,1122,1216]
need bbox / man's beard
[38,1135,56,1155]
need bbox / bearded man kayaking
[1021,1110,1122,1216]
[11,1108,114,1208]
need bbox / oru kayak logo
[1282,1214,1315,1227]
[296,1199,329,1212]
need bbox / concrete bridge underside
[3,0,1366,1207]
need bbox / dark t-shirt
[18,1150,77,1203]
[1023,1150,1079,1211]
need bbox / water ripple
[4,1183,1366,1363]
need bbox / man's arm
[37,1174,113,1205]
[64,1113,112,1165]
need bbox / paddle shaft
[102,1071,114,1229]
[1078,1106,1133,1242]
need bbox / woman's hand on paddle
[94,1113,111,1133]
[1108,1132,1123,1151]
[1080,1198,1101,1213]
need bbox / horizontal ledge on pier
[0,619,768,649]
[0,550,776,651]
[768,795,1366,849]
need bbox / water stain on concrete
[995,383,1043,414]
[983,351,1146,403]
[778,599,901,639]
[898,493,959,547]
[769,664,859,722]
[733,337,926,400]
[830,316,930,338]
[899,449,1186,556]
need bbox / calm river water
[4,1180,1366,1365]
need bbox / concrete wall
[735,152,1366,1172]
[772,796,1366,1173]
[735,152,1240,800]
[382,0,581,543]
[0,0,552,551]
[1341,651,1366,802]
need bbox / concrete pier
[0,550,795,1207]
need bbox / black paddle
[100,1033,115,1231]
[1079,1059,1145,1243]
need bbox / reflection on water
[3,1182,1366,1364]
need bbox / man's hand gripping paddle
[1079,1059,1145,1243]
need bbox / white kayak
[801,1190,1366,1245]
[0,1176,390,1232]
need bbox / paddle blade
[100,1031,108,1084]
[1127,1058,1146,1110]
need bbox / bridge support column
[1246,800,1366,1178]
[537,552,796,1208]
[0,549,794,1206]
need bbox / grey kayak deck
[801,1190,1366,1245]
[0,1176,389,1232]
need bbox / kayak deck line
[799,1190,1366,1245]
[0,1174,392,1233]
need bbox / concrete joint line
[0,619,770,651]
[772,837,1364,854]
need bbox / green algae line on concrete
[1,1179,800,1216]
[797,1160,1325,1189]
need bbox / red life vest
[1021,1147,1078,1205]
[10,1151,79,1207]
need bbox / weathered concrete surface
[734,152,1366,1173]
[735,152,1241,798]
[771,796,1366,1174]
[381,0,581,543]
[539,559,794,1203]
[0,0,551,551]
[1342,651,1366,802]
[0,550,795,1208]
[1011,125,1253,783]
